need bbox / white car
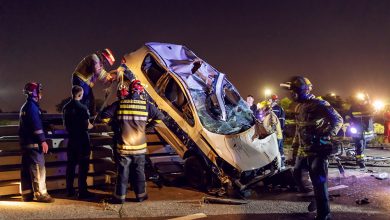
[121,42,281,193]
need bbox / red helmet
[101,48,115,66]
[23,82,41,98]
[130,79,144,94]
[117,83,129,99]
[271,94,278,101]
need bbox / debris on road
[297,184,348,197]
[371,172,388,180]
[356,198,370,205]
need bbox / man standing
[63,85,94,199]
[19,82,55,203]
[246,95,257,113]
[269,94,286,168]
[72,48,116,115]
[281,76,343,220]
[346,93,374,168]
[100,80,164,203]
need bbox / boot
[136,194,148,202]
[36,194,55,203]
[78,190,95,199]
[356,158,366,169]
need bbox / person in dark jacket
[100,80,164,204]
[62,85,94,199]
[72,48,116,116]
[19,82,55,203]
[246,95,258,113]
[345,93,374,169]
[281,76,343,220]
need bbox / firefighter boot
[356,155,366,169]
[36,194,55,203]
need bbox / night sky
[1,0,390,112]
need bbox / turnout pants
[353,136,367,157]
[113,153,146,201]
[66,137,91,194]
[21,147,48,198]
[294,156,330,218]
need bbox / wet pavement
[1,147,390,220]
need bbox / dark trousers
[21,147,48,198]
[113,154,146,201]
[66,139,91,194]
[354,137,366,156]
[294,156,330,218]
[278,139,285,166]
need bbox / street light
[356,92,365,101]
[330,92,336,97]
[373,100,385,112]
[264,89,272,99]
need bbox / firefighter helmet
[101,48,115,66]
[130,79,144,94]
[257,100,271,110]
[280,76,313,101]
[23,82,42,98]
[271,94,278,101]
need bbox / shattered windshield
[189,83,254,135]
[144,43,255,134]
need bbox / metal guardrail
[0,113,182,196]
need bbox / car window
[163,77,194,126]
[141,54,166,85]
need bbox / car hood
[203,127,280,172]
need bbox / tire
[184,155,210,190]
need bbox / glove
[319,135,331,145]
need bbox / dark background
[1,0,390,112]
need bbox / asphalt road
[1,148,390,220]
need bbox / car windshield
[189,82,254,135]
[144,43,255,134]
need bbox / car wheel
[184,155,210,190]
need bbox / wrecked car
[121,42,281,194]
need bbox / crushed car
[120,42,281,194]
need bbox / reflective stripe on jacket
[101,93,164,155]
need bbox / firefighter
[72,48,116,116]
[19,82,55,203]
[257,101,284,168]
[62,85,94,199]
[100,80,164,204]
[269,94,286,168]
[346,93,374,168]
[281,76,343,220]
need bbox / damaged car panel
[122,42,281,191]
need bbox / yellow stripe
[119,104,147,110]
[118,149,147,155]
[121,100,146,104]
[154,120,162,124]
[119,143,147,150]
[74,72,90,82]
[102,118,110,123]
[117,110,148,116]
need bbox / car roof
[145,42,220,91]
